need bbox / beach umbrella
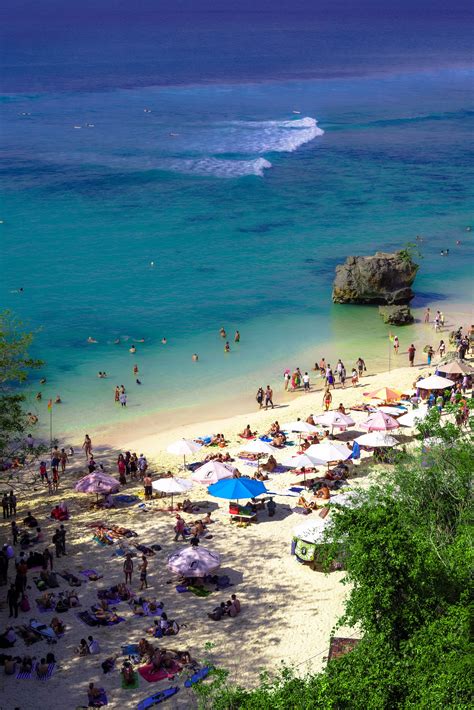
[152,476,193,509]
[416,375,455,390]
[284,421,320,434]
[167,546,221,578]
[314,411,355,432]
[360,411,400,432]
[364,386,402,402]
[437,361,474,376]
[167,439,203,469]
[207,477,268,501]
[75,471,121,495]
[191,461,235,485]
[305,442,352,465]
[355,432,398,447]
[398,405,429,427]
[377,405,407,416]
[282,452,324,483]
[242,439,278,473]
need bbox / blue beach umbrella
[207,477,268,500]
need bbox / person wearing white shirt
[88,635,100,654]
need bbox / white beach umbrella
[282,453,324,468]
[305,442,352,464]
[355,432,398,447]
[242,439,278,455]
[377,406,407,416]
[284,420,320,434]
[416,375,454,390]
[398,405,429,427]
[191,460,235,484]
[314,411,355,431]
[167,438,203,469]
[152,476,193,509]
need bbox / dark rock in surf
[332,251,418,305]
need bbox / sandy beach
[1,352,461,710]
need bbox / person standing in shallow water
[234,330,240,342]
[408,344,416,366]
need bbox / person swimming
[114,338,120,344]
[192,353,199,361]
[161,337,167,344]
[219,327,226,338]
[224,341,230,353]
[129,345,136,353]
[87,337,98,343]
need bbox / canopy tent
[167,546,221,578]
[398,405,429,428]
[151,477,193,509]
[191,460,235,485]
[75,472,120,496]
[364,386,403,402]
[360,411,399,432]
[167,439,203,469]
[416,375,455,390]
[207,477,267,501]
[292,517,330,562]
[314,411,355,431]
[355,432,398,447]
[437,360,474,376]
[305,441,352,466]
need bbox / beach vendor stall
[291,517,331,567]
[208,477,268,523]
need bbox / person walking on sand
[356,357,366,378]
[256,387,264,409]
[408,344,416,366]
[323,388,332,411]
[393,336,399,354]
[424,307,430,324]
[303,372,310,392]
[351,368,359,387]
[60,448,69,474]
[139,555,148,590]
[143,473,152,500]
[174,514,186,542]
[264,385,274,410]
[123,554,133,585]
[437,339,446,359]
[82,434,92,459]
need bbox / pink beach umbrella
[75,471,121,497]
[191,460,236,485]
[167,546,221,578]
[360,411,400,432]
[314,411,355,432]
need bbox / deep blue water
[1,7,473,433]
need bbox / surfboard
[184,666,211,687]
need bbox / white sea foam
[223,116,324,154]
[166,156,272,178]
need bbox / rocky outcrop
[332,252,418,305]
[378,305,414,326]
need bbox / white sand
[0,360,457,709]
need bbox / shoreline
[46,301,473,449]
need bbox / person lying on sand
[271,432,286,447]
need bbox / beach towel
[175,585,189,593]
[113,494,139,505]
[37,662,56,680]
[122,643,139,656]
[36,599,55,614]
[77,611,100,627]
[89,689,108,707]
[81,570,103,581]
[30,620,56,640]
[187,585,211,597]
[121,670,139,689]
[138,661,181,683]
[184,666,211,687]
[142,602,164,616]
[17,662,37,679]
[137,687,179,710]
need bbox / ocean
[1,5,473,436]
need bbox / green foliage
[397,241,422,264]
[0,310,44,464]
[196,420,473,709]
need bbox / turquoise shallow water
[1,68,473,435]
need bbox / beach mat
[122,643,139,656]
[138,661,181,683]
[80,569,103,580]
[122,670,140,689]
[137,687,179,710]
[17,662,37,679]
[187,585,211,597]
[184,666,211,687]
[37,662,56,680]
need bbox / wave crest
[167,157,272,178]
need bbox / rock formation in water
[332,251,418,305]
[378,304,415,325]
